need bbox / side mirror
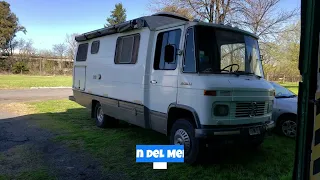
[164,44,175,63]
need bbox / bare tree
[52,43,67,70]
[149,0,299,38]
[38,49,54,58]
[65,33,79,60]
[17,38,25,52]
[235,0,299,41]
[183,0,234,23]
[148,1,194,20]
[53,43,67,58]
[19,39,35,55]
[149,0,234,23]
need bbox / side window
[76,43,89,61]
[114,34,140,64]
[154,29,181,70]
[183,28,196,72]
[91,40,100,54]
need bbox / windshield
[271,82,296,98]
[195,26,264,77]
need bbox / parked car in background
[270,82,298,138]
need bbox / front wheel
[278,117,297,138]
[170,119,201,164]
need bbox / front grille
[235,102,266,118]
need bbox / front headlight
[267,101,273,113]
[214,105,229,116]
[270,90,276,97]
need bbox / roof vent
[151,12,189,21]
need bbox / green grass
[0,170,52,180]
[0,175,9,180]
[276,82,299,95]
[0,75,72,89]
[0,144,53,180]
[27,99,296,180]
[15,170,53,180]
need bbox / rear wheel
[94,102,118,128]
[170,119,201,164]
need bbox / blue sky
[6,0,300,51]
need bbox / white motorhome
[70,13,275,163]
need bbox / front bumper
[195,121,275,139]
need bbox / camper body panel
[85,28,149,102]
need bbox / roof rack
[75,18,145,42]
[151,12,189,21]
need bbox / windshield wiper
[276,95,296,98]
[231,71,262,78]
[201,68,229,74]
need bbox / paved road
[0,88,72,103]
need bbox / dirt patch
[0,103,36,115]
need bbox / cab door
[147,26,184,134]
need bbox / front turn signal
[204,90,216,96]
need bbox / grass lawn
[0,75,72,89]
[277,82,299,95]
[0,169,52,180]
[24,99,295,180]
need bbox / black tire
[94,102,118,128]
[170,119,200,164]
[277,116,297,138]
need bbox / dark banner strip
[314,157,320,175]
[315,128,320,146]
[317,98,320,115]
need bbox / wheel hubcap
[282,120,297,138]
[97,106,104,123]
[174,129,191,153]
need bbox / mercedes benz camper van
[70,13,275,163]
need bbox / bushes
[12,61,29,74]
[0,56,73,75]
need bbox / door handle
[150,80,157,84]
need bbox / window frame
[76,43,89,62]
[182,27,197,73]
[114,33,140,65]
[153,29,182,71]
[91,40,100,54]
